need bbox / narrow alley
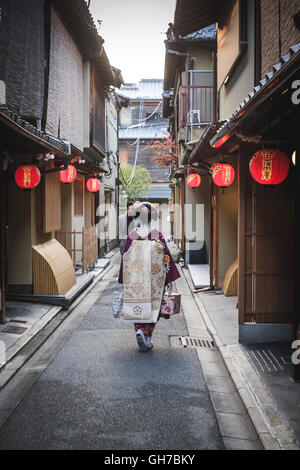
[1,0,300,456]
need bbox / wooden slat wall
[82,225,97,273]
[32,239,76,295]
[74,178,84,216]
[43,171,61,233]
[180,179,185,251]
[239,144,295,324]
[91,65,106,152]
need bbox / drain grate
[179,336,214,348]
[243,345,292,373]
[1,325,28,335]
[8,319,27,324]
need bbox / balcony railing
[178,85,214,127]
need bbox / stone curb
[179,265,299,451]
[0,251,118,391]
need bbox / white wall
[185,174,210,263]
[217,156,238,281]
[218,0,255,120]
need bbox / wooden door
[238,144,295,324]
[0,165,7,322]
[104,190,112,252]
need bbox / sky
[88,0,176,84]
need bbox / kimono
[118,228,180,338]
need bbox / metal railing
[178,85,214,127]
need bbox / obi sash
[122,239,166,323]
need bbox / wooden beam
[291,138,300,380]
[0,164,7,323]
[209,177,214,288]
[238,144,246,325]
[212,183,218,287]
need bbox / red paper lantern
[249,149,290,185]
[187,173,201,188]
[14,165,41,189]
[60,164,77,183]
[87,178,100,192]
[211,163,235,187]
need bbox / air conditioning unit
[188,109,201,124]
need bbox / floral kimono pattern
[122,238,166,323]
[118,228,181,338]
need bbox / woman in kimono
[118,202,180,352]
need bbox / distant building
[117,79,172,237]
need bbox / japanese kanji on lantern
[211,163,235,187]
[249,149,290,185]
[14,165,41,189]
[87,178,100,192]
[187,172,201,189]
[60,164,77,183]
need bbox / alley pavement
[0,253,229,450]
[1,247,299,450]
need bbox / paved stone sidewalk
[181,265,300,450]
[176,267,262,450]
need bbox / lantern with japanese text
[14,165,41,189]
[211,163,235,187]
[60,164,77,183]
[249,149,290,185]
[187,172,201,189]
[87,178,100,192]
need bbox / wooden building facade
[163,24,217,259]
[166,0,300,368]
[0,0,122,322]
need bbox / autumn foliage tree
[149,136,178,168]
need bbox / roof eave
[173,0,220,37]
[209,45,300,148]
[0,106,70,157]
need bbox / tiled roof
[179,24,217,41]
[117,79,164,100]
[0,105,71,155]
[119,124,169,140]
[138,186,172,200]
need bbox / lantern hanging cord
[127,102,162,128]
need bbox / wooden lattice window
[74,178,84,216]
[36,170,61,233]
